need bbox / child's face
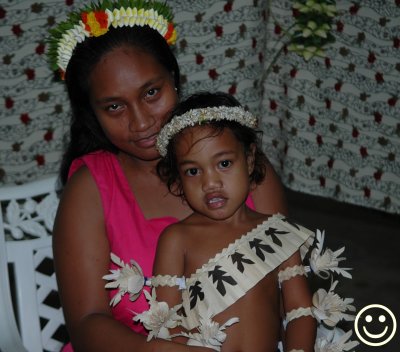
[175,126,254,221]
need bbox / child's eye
[185,168,199,176]
[219,160,231,168]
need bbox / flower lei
[47,0,177,79]
[156,106,258,157]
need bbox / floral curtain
[261,0,400,214]
[1,0,399,214]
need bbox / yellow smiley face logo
[354,304,397,346]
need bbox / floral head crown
[47,0,177,79]
[156,106,258,157]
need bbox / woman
[50,1,287,351]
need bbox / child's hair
[157,92,268,198]
[59,26,180,185]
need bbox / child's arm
[279,251,317,352]
[152,224,188,343]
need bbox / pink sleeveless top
[63,150,255,349]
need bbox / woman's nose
[128,105,155,132]
[202,170,223,192]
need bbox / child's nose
[202,170,222,191]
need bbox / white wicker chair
[0,176,67,352]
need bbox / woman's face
[88,46,178,161]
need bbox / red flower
[349,3,360,15]
[65,0,74,5]
[223,1,232,12]
[309,115,316,126]
[374,111,382,123]
[360,146,368,158]
[388,96,397,106]
[0,6,6,19]
[25,68,35,80]
[375,72,384,83]
[319,176,326,187]
[44,130,53,142]
[36,43,45,55]
[283,84,288,96]
[12,24,23,37]
[336,21,344,32]
[325,98,331,109]
[290,67,297,78]
[368,52,376,63]
[374,170,382,181]
[334,81,342,92]
[393,37,400,49]
[270,100,277,111]
[352,127,359,138]
[317,135,323,146]
[363,187,371,198]
[215,25,223,37]
[195,53,204,65]
[327,158,334,169]
[35,155,45,166]
[228,84,237,95]
[5,97,14,109]
[20,113,31,125]
[325,57,331,68]
[208,69,219,80]
[258,52,264,63]
[252,38,257,49]
[274,24,282,35]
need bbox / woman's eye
[185,168,198,176]
[145,88,159,98]
[106,103,121,112]
[219,160,231,168]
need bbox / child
[146,92,316,351]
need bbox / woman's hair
[157,92,268,198]
[59,26,180,184]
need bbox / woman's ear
[247,143,256,175]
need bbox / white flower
[312,281,356,327]
[308,230,352,279]
[102,253,146,306]
[156,106,258,157]
[315,327,359,352]
[182,310,239,351]
[133,289,182,341]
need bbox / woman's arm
[252,161,288,215]
[53,167,206,352]
[279,251,317,352]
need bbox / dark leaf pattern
[208,265,237,296]
[249,238,275,261]
[230,252,255,273]
[189,280,204,309]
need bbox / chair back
[0,176,67,352]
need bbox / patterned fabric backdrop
[1,0,399,214]
[261,0,400,214]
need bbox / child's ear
[247,143,256,175]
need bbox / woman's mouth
[134,134,158,148]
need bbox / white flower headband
[47,0,177,79]
[156,106,258,157]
